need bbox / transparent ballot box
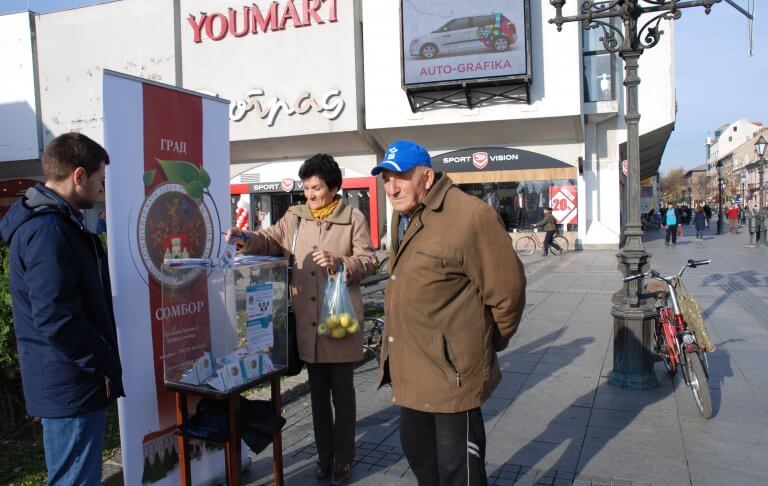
[160,256,289,393]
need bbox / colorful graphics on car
[477,13,516,48]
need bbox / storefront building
[1,0,676,249]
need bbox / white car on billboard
[408,13,518,59]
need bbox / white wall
[615,15,676,145]
[362,1,583,130]
[181,0,361,141]
[35,0,177,145]
[0,12,40,162]
[708,119,762,163]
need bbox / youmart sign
[187,0,338,43]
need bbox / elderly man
[372,140,526,485]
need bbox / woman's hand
[313,250,339,274]
[225,227,248,247]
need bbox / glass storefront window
[584,53,614,102]
[582,22,616,102]
[456,180,578,232]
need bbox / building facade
[705,120,765,207]
[1,0,677,249]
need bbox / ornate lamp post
[716,160,724,235]
[549,0,722,389]
[755,135,767,246]
[688,186,693,209]
[741,172,747,208]
[756,136,767,210]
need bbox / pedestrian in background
[726,204,740,234]
[693,206,707,242]
[373,140,526,485]
[703,203,712,229]
[0,133,124,485]
[533,207,563,256]
[96,211,107,235]
[662,202,682,246]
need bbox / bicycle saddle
[645,280,669,298]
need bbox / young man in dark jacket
[0,133,124,485]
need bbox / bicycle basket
[675,276,715,352]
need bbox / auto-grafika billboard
[401,0,531,88]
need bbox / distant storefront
[431,147,579,232]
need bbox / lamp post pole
[549,0,722,389]
[755,135,767,246]
[716,161,724,235]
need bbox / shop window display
[457,180,578,232]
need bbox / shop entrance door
[271,193,307,223]
[342,189,370,224]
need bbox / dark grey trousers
[307,362,356,466]
[400,406,488,486]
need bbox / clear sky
[1,0,765,174]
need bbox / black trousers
[665,224,678,244]
[306,362,356,465]
[400,407,487,486]
[543,230,561,254]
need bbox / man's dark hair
[299,154,342,191]
[42,132,110,182]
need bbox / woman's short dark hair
[42,132,110,182]
[299,154,342,191]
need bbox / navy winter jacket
[693,211,707,230]
[0,184,124,418]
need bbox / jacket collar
[390,173,453,267]
[291,196,352,225]
[422,173,452,212]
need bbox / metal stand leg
[271,376,285,486]
[225,394,241,485]
[176,392,192,486]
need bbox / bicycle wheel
[686,351,713,418]
[515,236,536,256]
[552,236,569,255]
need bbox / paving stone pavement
[241,225,768,485]
[97,224,766,485]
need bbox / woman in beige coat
[227,154,375,485]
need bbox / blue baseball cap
[371,140,432,176]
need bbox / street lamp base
[609,303,659,390]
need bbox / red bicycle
[624,258,713,418]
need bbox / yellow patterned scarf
[310,198,340,220]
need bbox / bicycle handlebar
[623,258,711,282]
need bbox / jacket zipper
[443,336,461,387]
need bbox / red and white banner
[104,71,232,484]
[549,185,578,225]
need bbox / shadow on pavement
[700,271,768,321]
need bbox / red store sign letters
[187,0,338,43]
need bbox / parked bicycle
[360,273,388,366]
[514,227,569,256]
[641,213,661,231]
[624,258,713,418]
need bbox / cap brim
[371,160,407,176]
